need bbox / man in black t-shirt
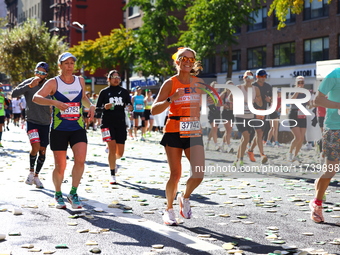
[96,70,132,184]
[247,69,272,164]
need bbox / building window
[247,47,266,69]
[128,6,140,18]
[248,7,267,31]
[273,9,295,26]
[202,57,216,74]
[304,0,329,20]
[274,42,295,66]
[221,52,241,72]
[304,37,329,63]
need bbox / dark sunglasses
[35,70,47,76]
[178,56,196,63]
[111,76,121,79]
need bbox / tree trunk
[125,67,130,91]
[227,45,233,80]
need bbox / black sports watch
[166,97,172,103]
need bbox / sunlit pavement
[1,123,340,255]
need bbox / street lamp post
[69,21,85,77]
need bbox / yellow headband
[172,47,184,60]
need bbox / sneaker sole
[261,157,268,164]
[163,219,178,226]
[67,197,82,209]
[56,204,67,209]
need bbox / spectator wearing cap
[12,61,51,188]
[33,52,95,210]
[0,84,5,147]
[131,86,146,141]
[247,69,272,164]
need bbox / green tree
[177,0,262,79]
[70,24,136,88]
[0,19,67,85]
[126,0,189,79]
[269,0,332,30]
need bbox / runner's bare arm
[314,91,340,109]
[33,79,68,111]
[152,78,182,115]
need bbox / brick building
[212,0,340,91]
[5,0,124,93]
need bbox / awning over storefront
[130,76,158,88]
[1,84,12,92]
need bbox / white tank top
[236,85,255,119]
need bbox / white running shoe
[288,153,294,162]
[25,172,34,185]
[110,175,117,185]
[206,141,210,151]
[293,155,302,163]
[303,143,313,150]
[266,141,273,147]
[177,192,192,219]
[33,176,44,189]
[162,208,178,226]
[55,194,66,209]
[67,193,82,209]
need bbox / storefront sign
[131,77,157,88]
[293,69,316,77]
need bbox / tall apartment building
[212,0,340,91]
[5,0,124,92]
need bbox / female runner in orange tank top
[151,47,205,226]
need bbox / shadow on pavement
[68,203,216,255]
[120,181,220,206]
[179,225,279,254]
